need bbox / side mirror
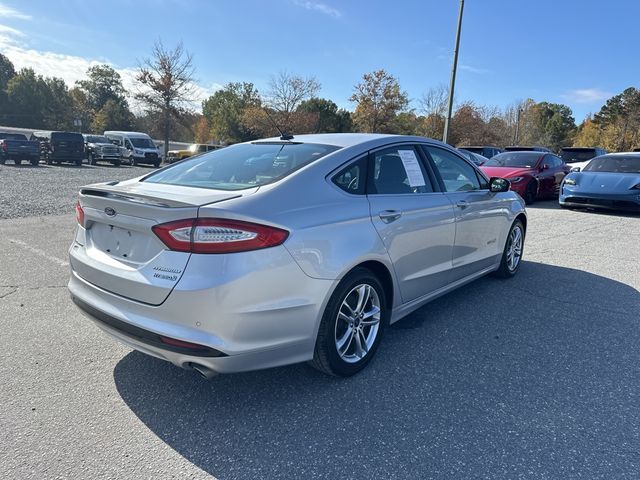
[570,166,581,173]
[489,177,510,193]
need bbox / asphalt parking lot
[1,164,639,479]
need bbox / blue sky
[1,0,639,122]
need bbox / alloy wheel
[506,225,523,271]
[334,284,381,363]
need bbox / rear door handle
[379,210,402,223]
[456,200,469,209]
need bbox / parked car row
[0,128,223,168]
[469,147,639,212]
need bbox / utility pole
[443,0,464,145]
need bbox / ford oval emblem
[104,207,117,217]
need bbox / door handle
[379,210,402,223]
[456,200,469,208]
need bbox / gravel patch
[0,163,156,219]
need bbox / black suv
[33,131,85,166]
[83,134,122,166]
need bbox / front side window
[368,146,434,195]
[424,146,481,192]
[144,142,340,191]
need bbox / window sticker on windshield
[398,150,426,187]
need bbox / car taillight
[152,218,289,254]
[75,201,84,226]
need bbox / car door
[422,145,509,282]
[366,144,456,303]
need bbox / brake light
[75,201,84,226]
[152,218,289,254]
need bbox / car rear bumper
[68,245,337,374]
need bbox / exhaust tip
[188,363,217,379]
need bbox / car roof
[254,133,450,149]
[560,146,601,151]
[104,131,151,138]
[458,145,500,148]
[601,152,640,157]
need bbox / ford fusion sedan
[68,134,527,378]
[560,153,640,211]
[481,151,570,204]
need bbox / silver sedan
[69,134,526,377]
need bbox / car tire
[154,160,160,168]
[113,158,121,167]
[493,219,525,279]
[46,156,52,165]
[30,157,38,166]
[14,158,21,166]
[310,268,387,377]
[523,181,537,205]
[75,158,83,167]
[0,158,5,165]
[131,157,137,166]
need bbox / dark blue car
[559,153,640,212]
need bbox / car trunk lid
[70,181,249,305]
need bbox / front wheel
[310,268,387,376]
[494,219,525,278]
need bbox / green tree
[76,65,128,112]
[350,69,409,133]
[202,82,261,143]
[5,68,50,128]
[0,54,16,123]
[531,102,576,150]
[297,97,352,133]
[92,98,134,132]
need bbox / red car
[481,151,570,204]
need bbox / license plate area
[89,223,154,262]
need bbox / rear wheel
[494,219,525,278]
[311,268,387,377]
[131,157,138,166]
[14,158,21,166]
[523,181,537,205]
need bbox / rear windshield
[51,132,83,142]
[560,149,597,163]
[143,142,340,191]
[583,156,640,174]
[0,133,27,140]
[484,152,543,168]
[131,137,156,149]
[85,135,111,144]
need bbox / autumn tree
[419,84,448,139]
[202,82,261,143]
[297,97,352,133]
[593,87,640,151]
[135,40,196,159]
[266,71,320,134]
[350,69,409,133]
[573,116,603,147]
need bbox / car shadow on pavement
[113,261,640,479]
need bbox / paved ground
[1,164,639,479]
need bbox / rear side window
[368,146,434,194]
[423,146,481,192]
[333,156,366,194]
[144,142,340,191]
[51,132,83,142]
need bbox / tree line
[1,44,639,152]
